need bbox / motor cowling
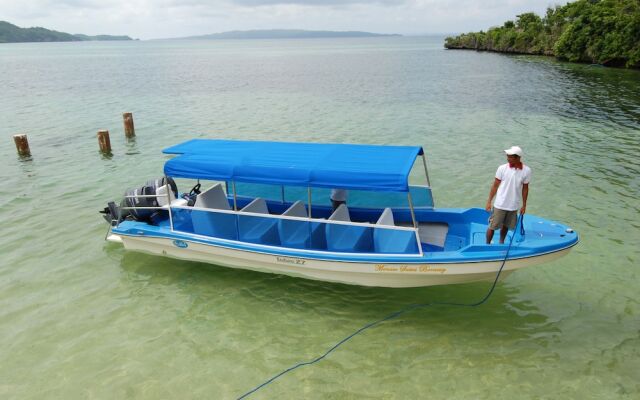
[123,177,178,222]
[100,177,179,225]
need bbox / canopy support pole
[165,176,174,231]
[421,154,431,187]
[421,153,435,207]
[232,180,240,240]
[307,187,313,248]
[232,181,238,211]
[407,192,417,229]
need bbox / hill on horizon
[175,29,402,40]
[0,21,133,43]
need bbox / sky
[1,0,560,40]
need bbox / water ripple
[0,38,638,399]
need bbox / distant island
[0,21,133,43]
[444,0,639,68]
[177,29,401,40]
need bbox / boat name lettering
[375,264,446,274]
[276,256,306,265]
[419,265,446,274]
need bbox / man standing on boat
[485,146,531,244]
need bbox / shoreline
[443,44,637,70]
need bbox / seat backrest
[242,197,269,214]
[376,208,395,226]
[282,200,307,218]
[328,204,350,222]
[194,184,231,210]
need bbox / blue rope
[237,215,525,400]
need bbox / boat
[100,139,578,288]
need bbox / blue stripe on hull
[112,212,579,264]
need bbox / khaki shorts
[489,208,518,230]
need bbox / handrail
[171,204,418,232]
[172,230,423,258]
[120,190,423,255]
[123,194,162,198]
[121,196,420,232]
[121,206,167,210]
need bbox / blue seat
[325,205,372,252]
[278,201,325,249]
[238,198,280,246]
[191,184,237,239]
[373,208,419,254]
[190,210,237,239]
[194,183,231,210]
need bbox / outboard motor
[100,177,178,225]
[100,201,127,226]
[124,177,178,221]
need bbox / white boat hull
[108,234,572,288]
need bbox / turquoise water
[1,37,639,398]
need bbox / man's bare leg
[499,226,508,244]
[486,228,495,244]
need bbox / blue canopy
[163,139,424,192]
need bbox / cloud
[0,0,554,39]
[229,0,405,5]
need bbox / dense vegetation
[0,21,132,43]
[444,0,640,68]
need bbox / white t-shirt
[494,163,531,211]
[330,189,348,202]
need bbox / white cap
[504,146,523,157]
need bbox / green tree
[444,0,640,68]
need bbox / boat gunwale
[111,224,580,264]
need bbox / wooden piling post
[97,130,112,153]
[13,134,31,156]
[123,112,135,138]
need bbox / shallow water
[0,37,639,399]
